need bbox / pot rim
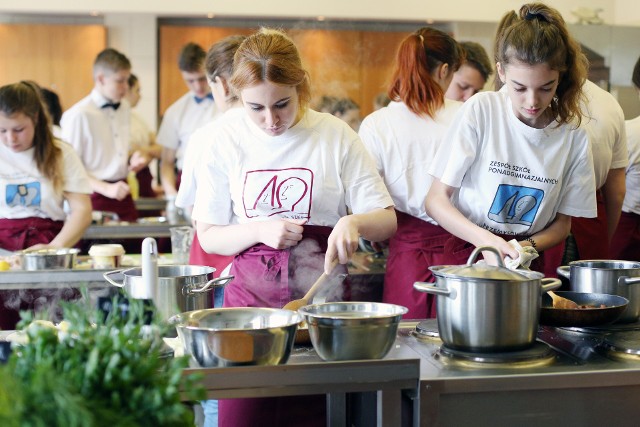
[569,260,640,270]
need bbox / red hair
[388,27,463,118]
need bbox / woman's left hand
[325,216,360,273]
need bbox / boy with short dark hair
[158,42,218,201]
[61,47,139,222]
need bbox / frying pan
[540,291,629,327]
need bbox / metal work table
[82,222,190,240]
[184,343,421,427]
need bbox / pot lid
[432,246,532,280]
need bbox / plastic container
[89,244,125,269]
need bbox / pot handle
[540,278,562,294]
[103,268,135,287]
[556,266,570,279]
[413,282,455,298]
[467,246,505,267]
[620,276,640,286]
[187,275,235,295]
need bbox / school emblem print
[243,168,313,219]
[487,184,543,233]
[6,182,41,208]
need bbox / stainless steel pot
[20,248,80,270]
[413,246,561,352]
[104,265,233,320]
[557,260,640,323]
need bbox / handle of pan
[467,246,505,268]
[413,282,455,299]
[187,275,235,294]
[103,268,132,287]
[540,278,562,294]
[556,266,570,279]
[620,276,640,286]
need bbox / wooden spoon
[283,261,343,311]
[548,291,579,309]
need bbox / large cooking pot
[557,260,640,323]
[414,246,561,352]
[104,265,233,320]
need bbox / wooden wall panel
[0,24,106,112]
[159,25,409,118]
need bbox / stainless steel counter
[184,341,420,427]
[82,222,190,240]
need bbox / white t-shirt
[581,79,628,188]
[61,89,131,181]
[359,100,462,224]
[156,92,218,170]
[429,90,597,237]
[623,116,640,215]
[192,109,394,227]
[0,140,92,221]
[175,107,244,209]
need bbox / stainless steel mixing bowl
[171,307,302,367]
[20,248,80,270]
[298,302,408,361]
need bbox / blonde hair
[230,28,311,112]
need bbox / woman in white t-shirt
[359,27,463,319]
[426,3,597,270]
[0,81,92,328]
[611,56,640,261]
[192,28,396,427]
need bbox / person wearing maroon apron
[125,73,163,203]
[191,29,396,427]
[61,48,139,228]
[611,211,640,261]
[0,81,92,330]
[359,27,464,319]
[426,5,598,271]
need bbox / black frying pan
[540,291,629,327]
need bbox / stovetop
[397,319,640,380]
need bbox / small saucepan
[540,291,629,327]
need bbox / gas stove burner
[600,331,640,361]
[437,342,556,368]
[413,319,441,342]
[559,320,640,335]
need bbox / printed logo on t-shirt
[487,184,543,233]
[6,182,41,208]
[243,168,313,219]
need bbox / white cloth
[0,140,91,221]
[359,100,462,224]
[61,89,131,181]
[192,109,394,227]
[581,79,628,189]
[504,239,539,270]
[175,107,244,210]
[156,92,218,170]
[623,116,640,215]
[129,110,153,151]
[429,90,597,238]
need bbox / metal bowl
[170,307,302,367]
[298,302,408,361]
[20,248,80,270]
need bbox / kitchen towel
[504,239,539,270]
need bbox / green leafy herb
[0,292,204,426]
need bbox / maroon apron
[188,230,234,278]
[135,166,156,198]
[219,225,346,427]
[611,211,640,261]
[571,190,609,260]
[0,217,73,330]
[90,183,139,222]
[384,210,452,319]
[0,217,63,251]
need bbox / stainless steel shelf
[135,197,167,211]
[82,223,190,239]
